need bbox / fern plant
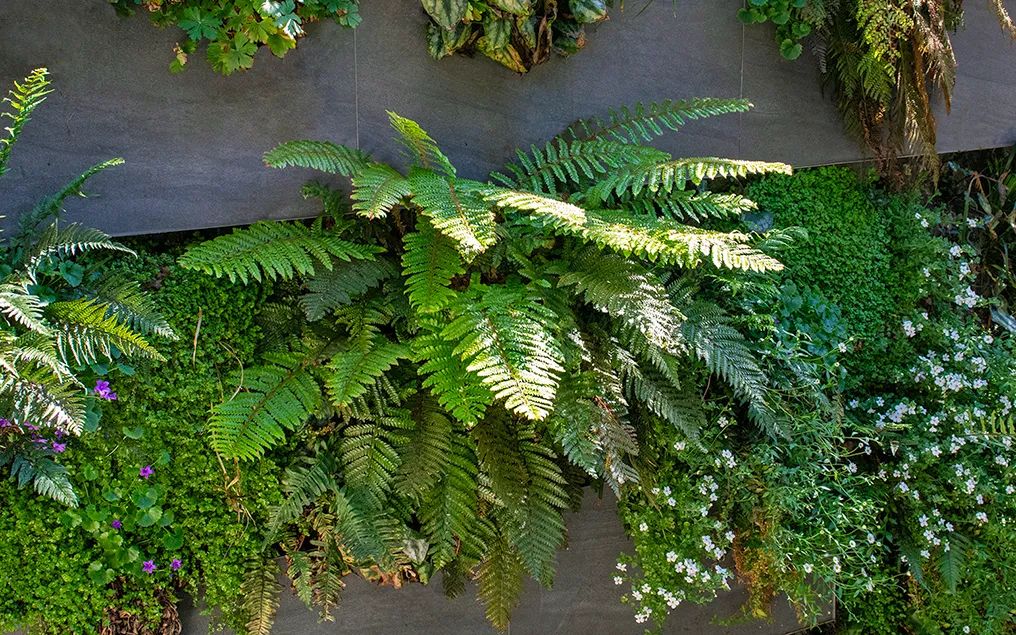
[0,68,175,506]
[180,97,795,632]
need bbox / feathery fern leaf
[178,220,382,284]
[326,335,411,407]
[419,426,479,568]
[569,98,753,145]
[588,157,791,200]
[264,140,370,177]
[444,283,564,420]
[21,223,133,272]
[338,399,413,510]
[264,452,338,545]
[46,298,165,364]
[413,317,492,426]
[936,532,970,593]
[618,189,757,222]
[208,351,324,460]
[15,160,125,240]
[484,188,587,230]
[89,275,177,339]
[0,279,49,334]
[28,457,78,507]
[476,531,525,632]
[0,365,84,431]
[0,67,51,177]
[351,164,412,219]
[401,218,464,313]
[241,556,282,635]
[388,112,456,177]
[394,402,452,500]
[301,258,396,321]
[408,169,499,259]
[612,343,707,443]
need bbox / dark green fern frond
[476,530,525,632]
[45,298,165,364]
[178,220,383,284]
[0,67,51,177]
[338,398,413,510]
[90,275,177,340]
[394,401,452,501]
[935,532,969,593]
[264,140,370,177]
[419,426,479,568]
[208,350,324,460]
[612,343,706,443]
[388,112,456,177]
[0,448,78,507]
[264,451,338,546]
[558,249,680,348]
[679,300,781,436]
[588,157,791,200]
[494,140,668,194]
[568,98,753,145]
[407,169,499,259]
[444,283,564,420]
[401,218,464,313]
[351,164,412,219]
[301,258,396,321]
[241,556,282,635]
[326,335,411,408]
[413,317,492,426]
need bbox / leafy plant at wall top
[423,0,610,72]
[108,0,361,74]
[743,0,1016,175]
[179,97,796,632]
[0,68,175,505]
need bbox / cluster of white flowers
[714,449,736,470]
[954,286,979,309]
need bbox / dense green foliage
[423,0,609,71]
[177,98,797,632]
[108,0,361,73]
[747,167,932,388]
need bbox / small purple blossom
[25,423,39,432]
[170,559,182,571]
[0,418,9,428]
[31,437,47,444]
[94,380,117,401]
[51,441,66,453]
[142,560,157,574]
[139,465,154,480]
[54,429,65,439]
[111,520,122,530]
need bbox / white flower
[639,522,649,532]
[616,563,627,572]
[950,245,963,258]
[976,511,988,524]
[613,576,623,585]
[921,218,930,228]
[849,540,857,549]
[667,497,677,507]
[663,486,672,496]
[673,441,686,452]
[803,563,813,574]
[920,549,931,559]
[963,627,971,634]
[725,531,736,542]
[641,583,651,593]
[667,551,678,563]
[847,462,858,474]
[867,533,876,544]
[967,218,978,228]
[838,342,848,353]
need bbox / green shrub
[747,166,932,389]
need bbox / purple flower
[112,520,122,530]
[94,380,117,401]
[25,423,39,432]
[142,560,157,574]
[0,418,9,428]
[139,465,154,479]
[54,429,65,439]
[51,441,66,453]
[31,437,47,444]
[170,559,182,571]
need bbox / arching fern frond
[208,350,324,460]
[0,279,48,334]
[0,364,84,431]
[618,189,757,222]
[567,98,753,145]
[177,220,382,284]
[338,398,414,510]
[89,275,177,340]
[401,218,463,313]
[301,258,396,321]
[611,343,706,443]
[15,159,125,241]
[476,530,525,632]
[45,298,165,364]
[407,170,499,259]
[388,112,456,177]
[414,317,492,426]
[588,157,791,200]
[493,140,668,194]
[264,140,370,177]
[325,335,411,408]
[484,189,587,230]
[0,67,51,177]
[444,283,564,420]
[351,164,412,219]
[419,425,478,568]
[241,556,282,635]
[264,451,338,546]
[21,223,133,273]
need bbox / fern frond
[89,275,177,339]
[326,335,411,408]
[936,532,969,593]
[588,157,791,200]
[208,351,324,460]
[558,249,680,348]
[351,164,412,219]
[46,298,164,364]
[407,169,499,259]
[241,556,281,635]
[388,112,456,177]
[569,98,753,145]
[413,317,492,426]
[178,220,382,284]
[484,188,587,230]
[401,218,464,313]
[394,402,452,500]
[611,343,706,442]
[264,452,338,545]
[476,530,525,632]
[0,68,51,177]
[494,140,668,194]
[618,189,757,222]
[419,426,479,568]
[0,278,49,334]
[0,364,84,431]
[28,457,77,507]
[301,258,396,321]
[15,160,125,239]
[264,140,370,177]
[444,283,564,420]
[22,223,133,273]
[338,399,413,510]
